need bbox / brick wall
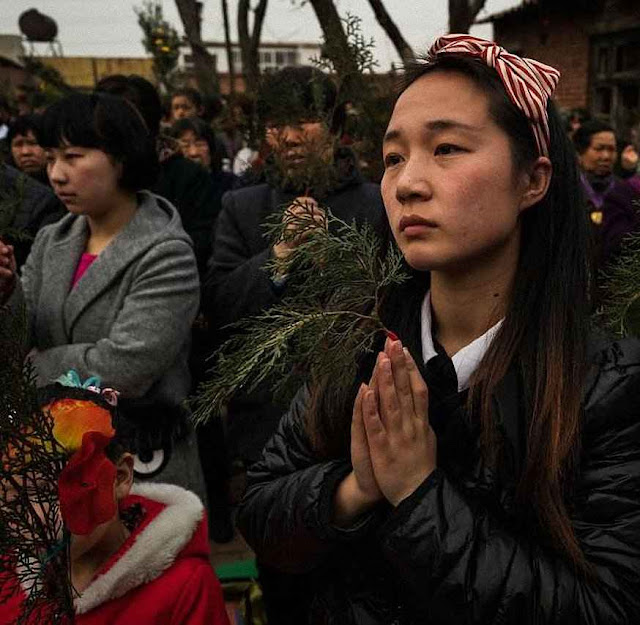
[491,0,640,112]
[494,13,591,111]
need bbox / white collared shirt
[420,291,503,392]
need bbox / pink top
[71,253,98,288]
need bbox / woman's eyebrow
[424,119,479,133]
[384,119,479,144]
[383,128,402,143]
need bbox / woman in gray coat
[0,93,205,499]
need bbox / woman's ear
[519,156,552,211]
[114,453,134,501]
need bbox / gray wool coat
[16,191,200,405]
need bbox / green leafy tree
[135,1,181,93]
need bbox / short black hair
[573,119,615,154]
[171,87,203,109]
[7,114,43,145]
[39,92,158,191]
[170,116,223,172]
[95,74,164,137]
[257,66,344,134]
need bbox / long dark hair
[307,55,592,570]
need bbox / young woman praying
[0,93,205,499]
[236,36,640,623]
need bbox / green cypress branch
[192,203,407,425]
[597,199,640,336]
[0,174,34,242]
[0,302,73,624]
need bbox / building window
[275,51,284,65]
[590,29,640,136]
[597,47,609,75]
[616,43,640,72]
[595,87,612,115]
[286,50,298,65]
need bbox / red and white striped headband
[425,34,560,157]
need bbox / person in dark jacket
[204,66,385,463]
[171,116,236,208]
[574,120,619,219]
[7,114,49,186]
[575,122,640,284]
[0,161,65,267]
[600,176,640,264]
[204,66,385,619]
[237,37,640,624]
[601,125,640,263]
[95,75,221,275]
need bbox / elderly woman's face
[381,71,529,273]
[11,130,47,175]
[178,129,212,169]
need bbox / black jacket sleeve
[238,343,640,623]
[601,182,640,265]
[203,190,281,327]
[155,156,220,276]
[237,386,380,574]
[379,427,640,625]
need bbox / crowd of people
[1,32,640,625]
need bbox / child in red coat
[0,372,229,625]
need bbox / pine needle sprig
[0,302,74,624]
[0,174,34,242]
[597,209,640,337]
[192,202,407,425]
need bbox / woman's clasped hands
[334,338,437,525]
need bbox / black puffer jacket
[238,332,640,624]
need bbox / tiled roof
[475,0,539,25]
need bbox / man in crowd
[203,65,385,625]
[7,115,48,185]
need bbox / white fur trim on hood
[75,482,204,615]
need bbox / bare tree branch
[448,0,487,33]
[175,0,219,97]
[307,0,359,77]
[471,0,487,17]
[366,0,414,62]
[252,0,269,50]
[221,0,235,95]
[238,0,268,95]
